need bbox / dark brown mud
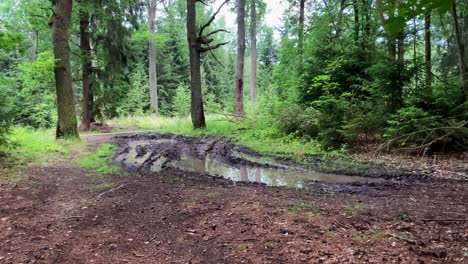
[1,133,467,263]
[112,133,453,194]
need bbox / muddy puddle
[114,134,384,188]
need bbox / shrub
[276,104,320,138]
[384,106,468,153]
[15,52,56,128]
[173,84,191,117]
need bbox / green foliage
[0,127,79,166]
[79,144,121,175]
[15,52,56,128]
[287,202,320,213]
[384,107,468,152]
[116,66,149,116]
[173,84,191,117]
[276,105,319,138]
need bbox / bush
[15,52,56,128]
[173,84,191,117]
[384,107,468,153]
[116,66,149,116]
[276,104,319,138]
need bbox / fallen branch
[379,121,468,154]
[388,233,416,244]
[97,184,125,199]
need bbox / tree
[50,0,79,138]
[425,10,432,87]
[235,0,246,116]
[451,1,468,103]
[148,0,158,114]
[79,2,92,131]
[250,0,257,106]
[186,0,229,128]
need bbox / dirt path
[0,135,467,263]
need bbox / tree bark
[148,0,158,114]
[31,30,38,61]
[51,0,79,139]
[352,0,359,43]
[235,0,246,116]
[336,0,346,38]
[250,0,257,106]
[451,2,468,103]
[298,0,305,65]
[362,0,370,46]
[187,0,206,128]
[425,11,432,88]
[80,8,92,131]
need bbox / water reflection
[168,155,381,188]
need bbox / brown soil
[0,135,467,263]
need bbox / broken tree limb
[199,41,229,52]
[198,0,229,36]
[97,184,125,199]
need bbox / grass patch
[343,203,366,217]
[287,202,321,213]
[0,127,81,167]
[89,182,115,191]
[79,144,121,175]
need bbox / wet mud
[113,133,411,192]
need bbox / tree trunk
[425,12,432,88]
[298,0,305,65]
[31,30,38,61]
[336,0,346,38]
[80,8,92,131]
[186,0,206,128]
[452,2,468,103]
[250,0,257,106]
[51,0,79,139]
[376,0,396,62]
[235,0,246,116]
[353,0,359,43]
[148,0,158,114]
[362,0,370,46]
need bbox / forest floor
[1,132,468,263]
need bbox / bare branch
[196,0,209,6]
[205,29,230,38]
[198,0,229,37]
[209,48,225,68]
[199,41,229,52]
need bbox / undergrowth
[79,143,121,175]
[0,127,80,167]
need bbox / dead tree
[186,0,229,129]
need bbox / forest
[0,0,466,152]
[0,0,467,263]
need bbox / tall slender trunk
[235,0,246,116]
[362,0,370,46]
[376,0,396,62]
[31,30,38,61]
[425,12,432,88]
[452,2,468,103]
[250,0,257,106]
[396,32,404,109]
[353,0,359,43]
[148,0,158,114]
[298,0,305,66]
[80,8,92,131]
[187,0,205,128]
[51,0,79,139]
[336,0,346,38]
